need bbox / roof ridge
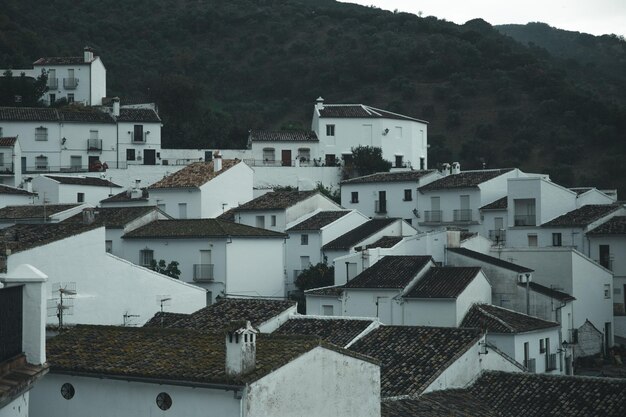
[475,304,516,332]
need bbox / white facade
[0,137,21,187]
[6,227,207,326]
[487,327,561,374]
[0,190,35,208]
[32,175,122,205]
[115,119,162,168]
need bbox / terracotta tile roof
[249,130,318,142]
[542,204,621,228]
[341,170,436,185]
[447,247,533,273]
[366,235,403,249]
[275,317,374,347]
[322,218,399,250]
[404,267,482,298]
[466,371,626,417]
[142,312,191,328]
[65,206,164,229]
[216,207,236,221]
[344,256,432,289]
[382,391,497,417]
[304,285,344,296]
[0,222,100,255]
[0,204,80,221]
[0,107,116,123]
[116,108,161,123]
[318,104,427,123]
[148,160,241,189]
[461,303,559,333]
[588,216,626,235]
[34,56,92,65]
[418,169,513,191]
[480,196,507,210]
[0,185,35,196]
[518,282,575,302]
[0,136,17,146]
[100,188,149,203]
[231,190,319,211]
[286,211,350,231]
[44,175,122,188]
[46,325,325,386]
[349,325,481,397]
[123,219,285,239]
[0,355,49,407]
[58,109,115,123]
[165,298,296,332]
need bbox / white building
[121,218,287,301]
[0,184,36,208]
[0,136,21,186]
[32,174,122,205]
[461,303,563,374]
[312,97,429,170]
[148,157,253,219]
[0,223,207,326]
[31,323,380,417]
[340,170,441,225]
[0,264,49,417]
[247,130,320,167]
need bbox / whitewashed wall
[455,272,492,325]
[148,188,202,218]
[488,327,561,374]
[0,193,35,208]
[199,162,254,217]
[116,121,162,167]
[32,177,121,205]
[0,393,29,417]
[576,189,616,207]
[341,181,422,223]
[305,293,344,316]
[402,298,456,327]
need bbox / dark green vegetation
[344,146,392,179]
[0,70,47,106]
[294,262,335,314]
[1,0,625,193]
[150,259,181,279]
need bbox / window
[326,124,335,136]
[35,156,48,170]
[49,93,55,104]
[605,284,611,299]
[133,124,144,142]
[528,234,538,247]
[322,305,334,316]
[514,199,536,226]
[552,233,562,247]
[156,392,172,411]
[77,192,84,203]
[297,148,310,163]
[301,234,309,245]
[395,155,403,168]
[126,148,136,161]
[540,338,546,353]
[325,154,336,166]
[270,215,277,227]
[67,93,74,103]
[419,157,425,170]
[263,147,275,163]
[403,189,412,201]
[351,191,359,203]
[0,153,3,167]
[60,383,75,400]
[105,240,112,253]
[0,127,2,137]
[35,127,48,141]
[256,215,265,228]
[70,156,82,170]
[178,203,187,219]
[140,249,154,267]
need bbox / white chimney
[452,162,461,175]
[82,207,96,224]
[315,96,325,111]
[213,150,223,172]
[83,46,94,63]
[112,97,120,117]
[225,321,258,376]
[441,163,451,177]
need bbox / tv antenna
[157,295,172,313]
[47,282,77,329]
[123,311,141,327]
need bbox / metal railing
[489,230,506,243]
[524,358,536,373]
[193,264,214,282]
[63,77,78,89]
[375,200,387,214]
[22,161,128,174]
[47,78,58,89]
[514,214,536,226]
[423,210,442,223]
[453,209,472,222]
[0,162,14,174]
[595,259,614,271]
[546,353,557,371]
[243,159,283,167]
[131,133,146,143]
[87,138,102,152]
[0,285,23,362]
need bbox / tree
[315,182,340,204]
[295,263,335,292]
[149,259,181,279]
[347,145,392,179]
[0,69,48,107]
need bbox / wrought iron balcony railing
[193,264,215,282]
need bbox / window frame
[301,234,309,245]
[552,233,562,247]
[77,192,85,203]
[35,126,48,141]
[351,191,359,204]
[403,189,412,201]
[140,249,154,267]
[326,124,335,136]
[126,148,136,161]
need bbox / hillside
[1,0,625,194]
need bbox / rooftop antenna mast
[123,311,140,327]
[48,282,77,329]
[157,295,172,327]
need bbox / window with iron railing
[87,139,102,151]
[375,200,387,214]
[193,264,215,282]
[489,230,506,243]
[63,77,78,89]
[35,156,48,170]
[140,249,154,267]
[424,210,442,222]
[453,209,472,222]
[524,358,536,373]
[35,127,48,141]
[546,353,557,371]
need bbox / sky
[339,0,626,37]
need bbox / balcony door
[281,149,291,167]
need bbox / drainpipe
[525,273,531,315]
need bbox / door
[21,157,26,173]
[144,149,156,165]
[88,155,100,172]
[325,154,336,166]
[460,195,470,221]
[199,250,212,281]
[377,191,387,213]
[281,149,292,167]
[605,322,612,355]
[599,245,610,269]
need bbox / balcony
[131,133,146,143]
[546,353,557,371]
[423,210,442,223]
[514,214,536,226]
[595,258,614,271]
[489,230,506,244]
[0,285,23,362]
[63,78,78,89]
[193,264,214,282]
[453,209,472,222]
[87,139,102,152]
[0,162,14,175]
[375,200,387,214]
[47,78,58,90]
[524,358,536,373]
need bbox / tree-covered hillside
[1,0,625,194]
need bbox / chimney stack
[451,162,461,175]
[225,321,257,376]
[315,96,325,111]
[213,150,223,172]
[112,97,120,117]
[441,163,451,177]
[82,208,96,224]
[83,46,94,63]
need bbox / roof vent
[225,321,258,376]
